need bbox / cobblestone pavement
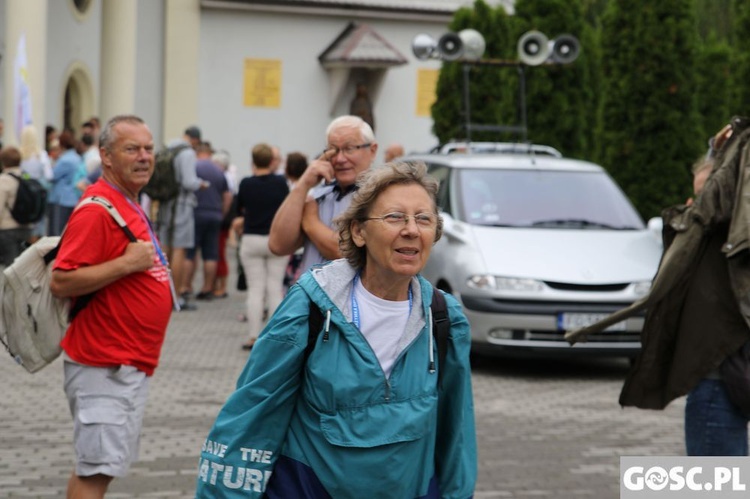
[0,285,685,498]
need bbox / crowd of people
[0,112,408,319]
[0,118,102,268]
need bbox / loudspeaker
[517,30,550,66]
[412,33,437,61]
[437,32,464,61]
[458,29,486,61]
[549,34,580,64]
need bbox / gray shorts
[64,361,149,478]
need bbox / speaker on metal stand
[411,33,437,61]
[549,34,580,65]
[457,29,486,61]
[517,30,551,66]
[436,32,464,61]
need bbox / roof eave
[321,60,407,69]
[201,0,455,22]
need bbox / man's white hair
[326,115,375,143]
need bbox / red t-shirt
[56,180,173,375]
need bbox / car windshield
[456,168,645,229]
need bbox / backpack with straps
[0,196,137,373]
[305,289,451,385]
[142,144,188,202]
[4,172,47,225]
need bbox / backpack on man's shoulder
[4,172,47,225]
[142,144,189,202]
[0,196,136,373]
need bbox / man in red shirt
[50,115,174,498]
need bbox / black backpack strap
[43,241,61,265]
[305,301,325,362]
[431,289,450,388]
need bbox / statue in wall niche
[349,82,375,132]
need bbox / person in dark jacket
[681,141,750,456]
[567,121,750,455]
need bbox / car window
[455,168,645,229]
[426,163,452,215]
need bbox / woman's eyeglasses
[363,212,437,229]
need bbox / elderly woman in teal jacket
[196,161,477,498]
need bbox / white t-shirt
[353,278,411,378]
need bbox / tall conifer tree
[732,0,750,115]
[598,0,702,218]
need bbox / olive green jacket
[565,117,750,410]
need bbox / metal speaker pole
[517,30,550,66]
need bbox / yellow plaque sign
[243,59,282,108]
[415,69,439,117]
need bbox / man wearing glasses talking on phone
[269,115,377,275]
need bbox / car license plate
[558,312,626,331]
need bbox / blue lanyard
[351,272,412,329]
[103,180,168,267]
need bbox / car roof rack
[433,141,563,157]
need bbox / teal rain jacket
[195,259,477,498]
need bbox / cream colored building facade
[0,0,510,171]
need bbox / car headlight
[633,280,652,296]
[467,275,544,292]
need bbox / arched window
[68,0,94,21]
[61,64,95,135]
[72,0,92,14]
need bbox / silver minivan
[405,144,662,358]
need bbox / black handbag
[237,260,247,291]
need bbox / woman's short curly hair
[336,161,443,270]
